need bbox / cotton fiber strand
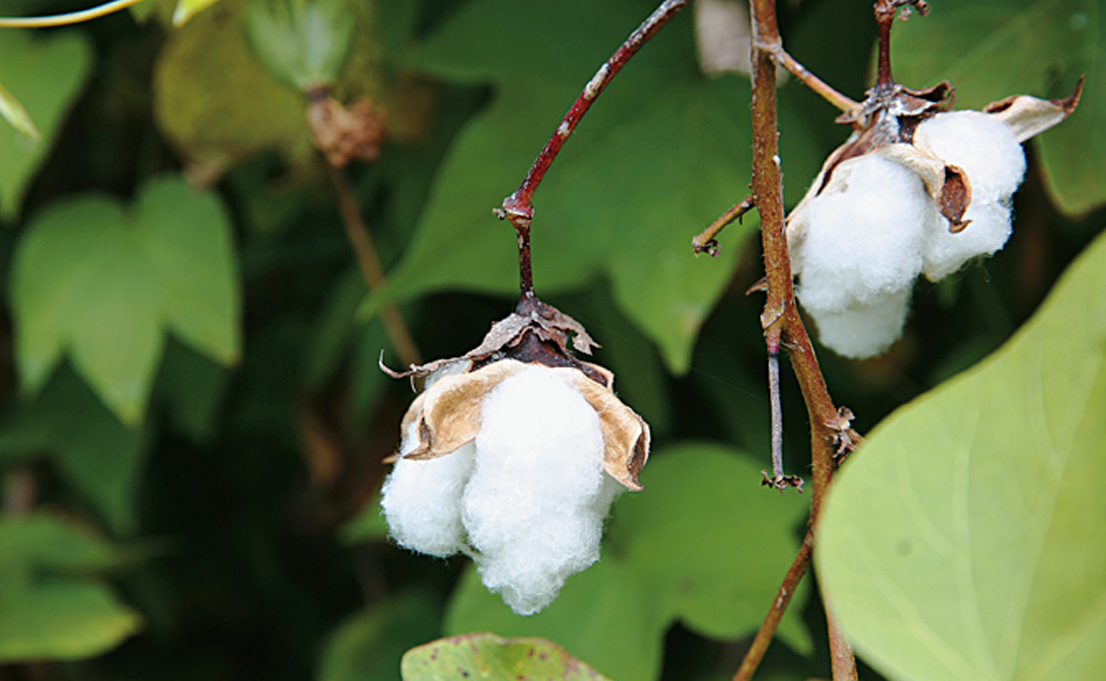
[807,287,912,360]
[794,154,930,314]
[463,366,612,615]
[380,433,476,558]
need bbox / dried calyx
[786,4,1081,359]
[380,296,650,490]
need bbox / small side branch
[692,195,754,256]
[761,44,862,120]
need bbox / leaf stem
[328,165,422,369]
[731,529,813,681]
[0,0,148,27]
[496,0,688,300]
[762,45,862,119]
[746,0,858,677]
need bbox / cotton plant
[380,297,650,615]
[786,66,1081,359]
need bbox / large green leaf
[360,0,821,373]
[891,0,1104,215]
[0,513,142,662]
[444,443,811,680]
[402,633,611,681]
[0,29,92,221]
[0,368,150,535]
[816,228,1106,681]
[10,175,241,425]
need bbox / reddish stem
[497,0,688,300]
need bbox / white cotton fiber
[914,111,1026,200]
[793,154,932,314]
[806,287,912,359]
[461,366,610,615]
[381,421,476,558]
[921,199,1013,281]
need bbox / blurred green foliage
[0,0,1100,680]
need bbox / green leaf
[0,368,151,535]
[0,29,92,221]
[340,492,388,545]
[816,228,1106,680]
[154,339,230,441]
[0,513,142,662]
[891,0,1105,215]
[401,633,611,681]
[360,0,821,374]
[173,0,222,26]
[10,175,241,426]
[319,590,441,681]
[444,443,811,680]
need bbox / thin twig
[693,195,754,256]
[731,530,814,681]
[764,45,862,119]
[747,0,859,677]
[496,0,689,300]
[328,165,421,369]
[0,0,147,27]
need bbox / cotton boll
[921,199,1013,281]
[794,154,932,313]
[381,421,476,558]
[461,366,610,615]
[914,111,1026,201]
[806,287,912,359]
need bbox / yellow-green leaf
[0,79,39,140]
[172,0,221,26]
[816,228,1106,680]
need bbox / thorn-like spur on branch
[495,0,688,299]
[693,195,754,257]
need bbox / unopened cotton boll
[463,366,615,615]
[806,287,912,360]
[793,154,932,315]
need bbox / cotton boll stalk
[806,287,912,360]
[381,428,476,558]
[913,110,1026,201]
[462,366,616,615]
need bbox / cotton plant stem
[747,0,858,678]
[497,0,688,299]
[731,530,813,681]
[328,165,421,369]
[0,0,147,27]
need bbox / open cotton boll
[806,287,912,359]
[461,365,610,615]
[380,420,476,558]
[914,111,1026,201]
[922,199,1013,281]
[794,154,932,313]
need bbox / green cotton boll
[245,0,354,92]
